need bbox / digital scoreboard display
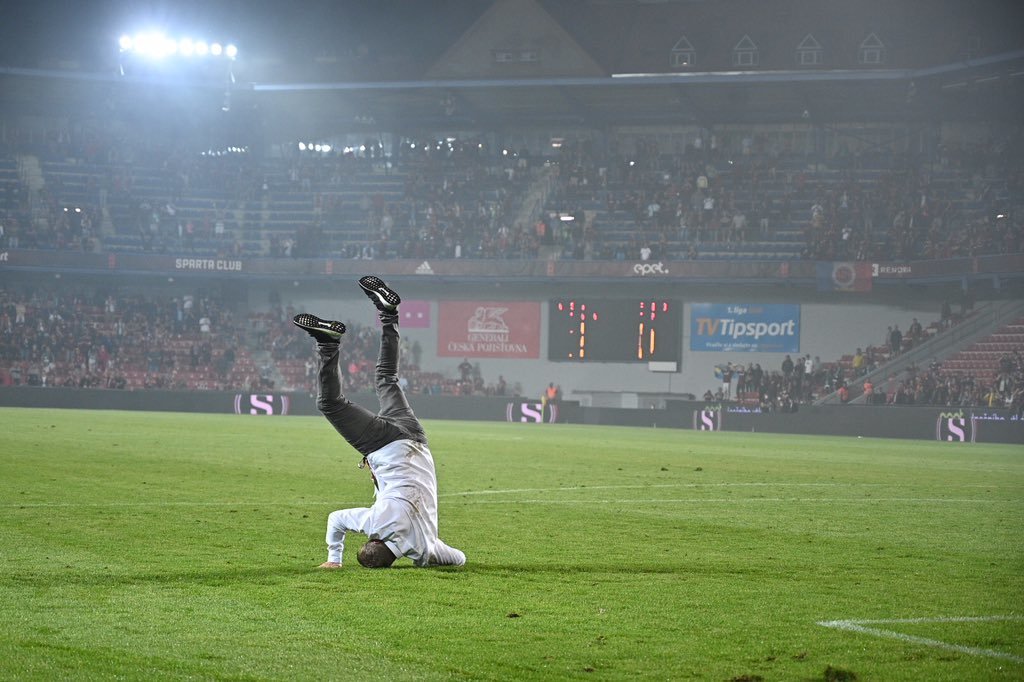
[548,299,681,363]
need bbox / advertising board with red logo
[437,301,540,358]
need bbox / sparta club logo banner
[935,412,976,442]
[693,406,722,431]
[234,394,291,416]
[506,401,559,423]
[438,301,540,358]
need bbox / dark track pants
[316,320,427,456]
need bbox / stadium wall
[1,388,1020,444]
[268,284,946,402]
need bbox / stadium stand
[545,138,1021,262]
[2,121,1019,264]
[0,286,516,397]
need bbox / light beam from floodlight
[179,38,194,56]
[225,44,237,59]
[195,41,208,56]
[210,42,223,56]
[119,35,133,51]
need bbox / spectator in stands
[1011,387,1024,419]
[941,300,953,328]
[852,348,865,376]
[720,363,733,400]
[908,318,923,345]
[889,325,903,356]
[863,379,874,404]
[457,358,473,382]
[781,355,794,381]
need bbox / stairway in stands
[939,318,1024,386]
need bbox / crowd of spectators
[870,351,1022,412]
[383,139,535,260]
[799,154,1024,262]
[701,305,1024,411]
[0,281,521,397]
[0,288,257,391]
[4,125,1022,265]
[550,132,1024,263]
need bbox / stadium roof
[1,0,1022,135]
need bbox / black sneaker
[293,314,346,343]
[358,276,401,313]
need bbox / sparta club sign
[234,394,291,416]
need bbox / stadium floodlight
[132,32,155,56]
[132,32,176,58]
[119,33,236,60]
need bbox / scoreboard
[548,298,681,363]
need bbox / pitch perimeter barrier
[0,387,1020,444]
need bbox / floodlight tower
[115,29,248,153]
[116,30,239,94]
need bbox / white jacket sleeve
[326,507,372,564]
[423,538,466,567]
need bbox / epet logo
[234,394,291,416]
[633,262,669,276]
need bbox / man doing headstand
[293,276,466,569]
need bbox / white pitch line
[444,482,895,496]
[0,495,1009,510]
[444,482,867,497]
[818,616,1024,664]
[0,501,316,509]
[447,497,1003,505]
[851,616,1024,625]
[440,482,1005,497]
[0,498,1002,510]
[0,483,1006,509]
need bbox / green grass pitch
[0,407,1021,681]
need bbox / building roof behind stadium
[1,0,1022,131]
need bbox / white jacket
[326,439,465,567]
